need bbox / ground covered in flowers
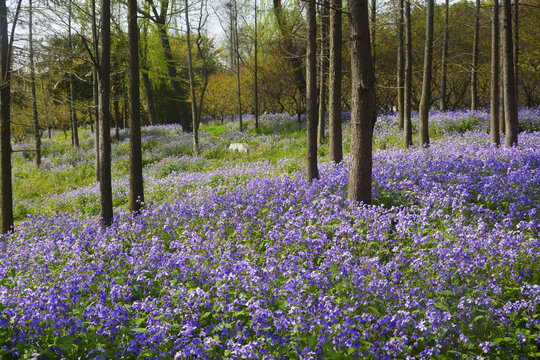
[1,110,539,359]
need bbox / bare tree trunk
[397,0,404,128]
[440,0,448,111]
[185,0,198,151]
[512,0,518,107]
[29,0,41,167]
[141,71,156,125]
[233,0,243,131]
[403,0,412,148]
[370,0,376,64]
[502,0,518,146]
[113,86,120,141]
[490,0,500,146]
[471,0,480,110]
[318,0,329,145]
[99,0,113,226]
[328,0,342,163]
[419,0,434,148]
[92,0,100,182]
[499,11,505,134]
[0,0,13,233]
[128,0,143,214]
[254,0,259,130]
[348,0,375,204]
[68,0,79,147]
[306,0,319,182]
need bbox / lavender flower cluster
[1,110,539,359]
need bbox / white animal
[228,143,249,154]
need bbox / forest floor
[1,109,539,359]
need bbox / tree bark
[29,0,41,167]
[419,0,434,148]
[397,0,404,128]
[233,0,243,132]
[440,0,448,111]
[471,0,480,110]
[347,0,376,204]
[99,0,113,226]
[185,0,198,150]
[68,0,79,147]
[254,0,259,130]
[490,0,500,146]
[403,0,412,148]
[0,0,13,233]
[502,0,518,146]
[499,9,505,134]
[113,86,120,141]
[91,0,100,182]
[328,0,342,163]
[128,0,144,214]
[141,70,156,125]
[318,0,329,145]
[512,0,518,107]
[306,0,319,182]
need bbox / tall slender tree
[370,0,376,64]
[68,0,79,147]
[306,0,319,182]
[403,0,412,148]
[471,0,480,110]
[328,0,342,163]
[512,0,518,106]
[502,0,518,146]
[317,0,329,145]
[233,0,242,131]
[348,0,376,204]
[99,0,113,226]
[128,0,144,214]
[490,0,500,146]
[397,0,404,128]
[440,0,449,111]
[254,0,259,130]
[185,0,198,150]
[418,0,434,147]
[92,0,100,182]
[29,0,41,167]
[0,0,12,233]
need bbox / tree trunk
[490,0,500,146]
[92,0,100,182]
[0,0,13,233]
[471,0,480,110]
[512,0,518,107]
[370,0,376,64]
[306,0,319,182]
[233,0,243,132]
[502,0,518,146]
[113,88,120,141]
[128,0,143,214]
[317,0,329,145]
[68,0,79,147]
[141,70,156,126]
[254,0,259,130]
[419,0,434,148]
[403,0,412,148]
[328,0,342,163]
[156,20,190,131]
[29,0,41,167]
[185,0,198,151]
[397,0,404,128]
[499,11,505,134]
[99,0,113,226]
[347,0,376,204]
[440,0,449,111]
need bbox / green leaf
[133,327,146,333]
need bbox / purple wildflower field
[1,109,539,359]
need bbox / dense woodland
[0,0,539,358]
